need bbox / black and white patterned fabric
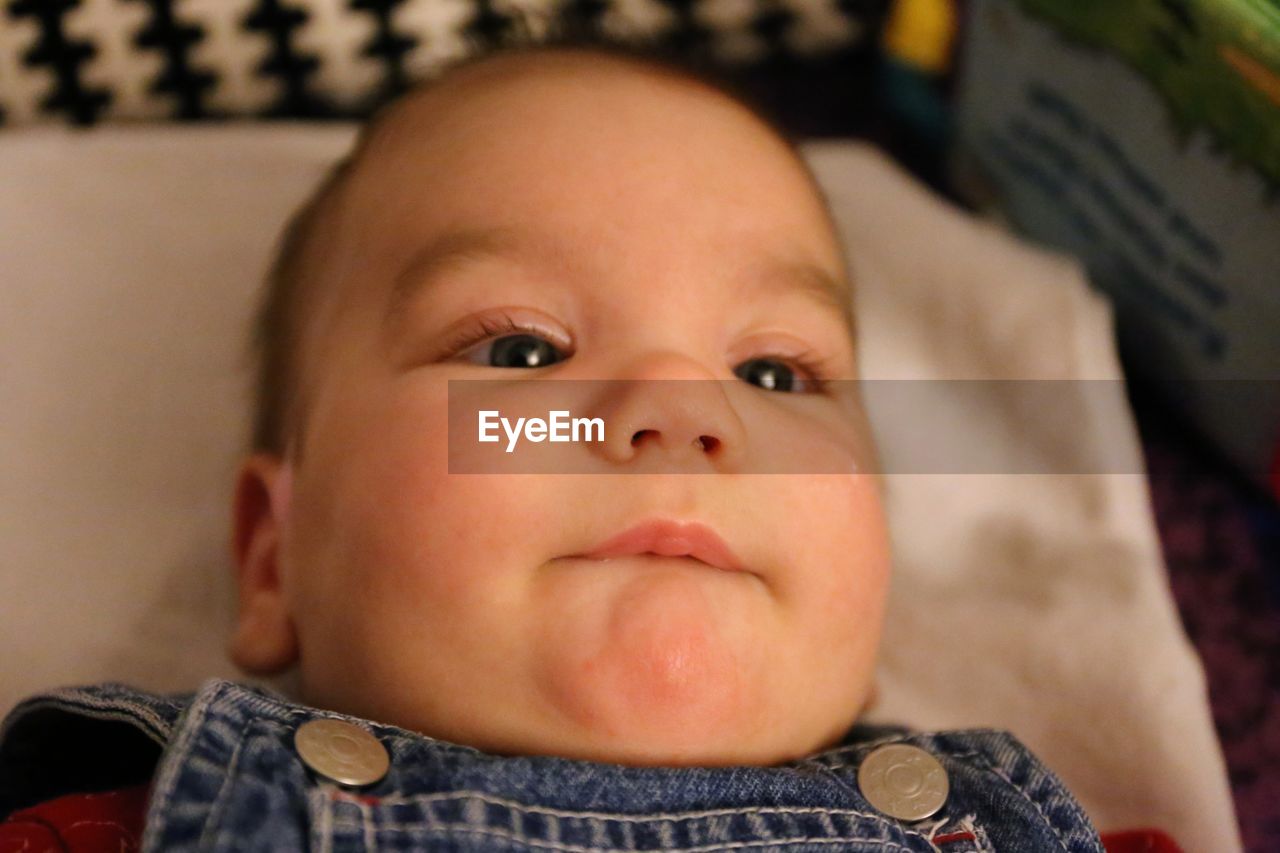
[0,0,888,134]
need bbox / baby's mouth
[574,519,745,574]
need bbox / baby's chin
[525,556,803,766]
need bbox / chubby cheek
[350,428,557,612]
[779,474,891,669]
[292,381,562,696]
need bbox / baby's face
[233,51,891,766]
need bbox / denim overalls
[0,678,1104,852]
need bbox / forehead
[310,49,851,332]
[353,52,837,229]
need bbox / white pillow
[0,126,1239,852]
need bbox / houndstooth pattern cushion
[0,0,886,128]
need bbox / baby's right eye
[438,310,572,367]
[465,333,566,368]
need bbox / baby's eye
[733,357,818,393]
[465,333,566,368]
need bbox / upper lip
[577,519,745,573]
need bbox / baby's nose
[589,353,747,470]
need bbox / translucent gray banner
[445,379,1279,474]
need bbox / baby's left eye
[733,357,817,393]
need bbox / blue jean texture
[0,679,1104,852]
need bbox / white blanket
[0,126,1239,852]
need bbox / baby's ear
[228,452,299,674]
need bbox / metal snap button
[294,718,390,787]
[857,743,949,822]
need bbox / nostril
[629,431,722,452]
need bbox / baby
[0,36,1114,853]
[231,35,888,772]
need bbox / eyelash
[769,351,831,393]
[441,311,561,359]
[442,311,835,392]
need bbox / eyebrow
[383,226,533,332]
[382,225,855,340]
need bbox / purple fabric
[1133,391,1280,853]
